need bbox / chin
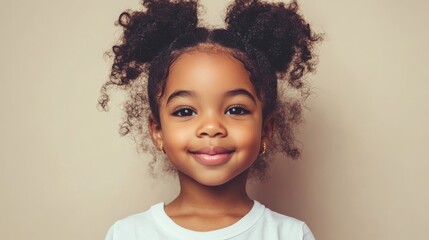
[193,170,248,187]
[198,178,231,187]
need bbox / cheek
[229,121,262,154]
[161,121,192,148]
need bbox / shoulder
[255,202,315,240]
[113,210,152,228]
[104,202,164,240]
[262,207,303,226]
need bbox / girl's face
[150,51,264,186]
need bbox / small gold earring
[159,143,165,154]
[261,142,267,155]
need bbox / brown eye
[172,108,196,117]
[225,106,250,115]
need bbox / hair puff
[226,0,321,88]
[112,0,198,85]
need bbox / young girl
[99,0,321,239]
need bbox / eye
[225,105,250,115]
[172,108,196,117]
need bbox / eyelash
[171,105,250,117]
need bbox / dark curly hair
[99,0,322,179]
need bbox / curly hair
[99,0,322,180]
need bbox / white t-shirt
[105,201,315,240]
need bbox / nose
[196,114,227,138]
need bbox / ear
[262,114,275,141]
[148,114,163,150]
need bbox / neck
[168,171,253,215]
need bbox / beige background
[1,0,428,239]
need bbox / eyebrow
[165,88,257,105]
[166,90,195,105]
[225,88,257,104]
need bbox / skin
[149,51,272,231]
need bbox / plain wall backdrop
[0,0,428,239]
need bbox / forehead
[164,51,257,98]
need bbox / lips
[189,147,235,166]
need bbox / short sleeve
[104,223,114,240]
[303,223,315,240]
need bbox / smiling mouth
[189,147,235,166]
